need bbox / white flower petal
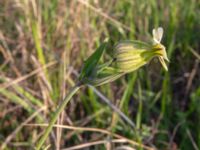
[152,27,164,44]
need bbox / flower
[113,27,169,72]
[79,27,169,86]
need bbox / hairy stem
[36,84,81,150]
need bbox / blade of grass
[89,85,135,129]
[136,80,142,129]
[0,89,32,113]
[120,74,137,115]
[31,20,46,67]
[0,76,44,108]
[110,73,137,130]
[13,85,43,107]
[31,19,51,92]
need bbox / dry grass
[0,0,200,149]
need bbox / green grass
[0,0,200,149]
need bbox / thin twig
[62,139,127,150]
[169,121,184,149]
[0,61,57,90]
[25,123,154,150]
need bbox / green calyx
[113,41,154,73]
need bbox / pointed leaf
[79,42,107,81]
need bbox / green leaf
[79,42,107,81]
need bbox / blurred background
[0,0,200,150]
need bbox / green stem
[36,84,81,150]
